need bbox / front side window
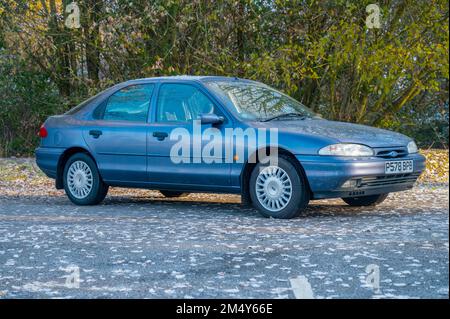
[102,84,154,122]
[205,81,316,121]
[156,84,218,122]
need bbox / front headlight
[318,143,374,157]
[407,141,418,154]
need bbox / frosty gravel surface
[0,183,448,299]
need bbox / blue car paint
[35,76,426,199]
[297,153,425,197]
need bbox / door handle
[153,131,168,141]
[89,130,102,138]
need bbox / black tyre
[63,153,109,205]
[249,156,310,219]
[159,190,189,198]
[342,193,389,207]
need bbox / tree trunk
[48,0,73,97]
[83,0,103,83]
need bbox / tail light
[38,125,48,138]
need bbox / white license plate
[385,160,413,174]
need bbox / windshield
[205,81,316,121]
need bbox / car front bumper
[296,153,426,199]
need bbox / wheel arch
[240,147,313,204]
[56,147,98,189]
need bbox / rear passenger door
[83,84,154,183]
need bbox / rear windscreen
[65,91,106,115]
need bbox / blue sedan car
[36,76,426,219]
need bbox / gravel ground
[0,158,448,299]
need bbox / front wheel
[63,153,109,205]
[342,193,389,207]
[249,157,310,219]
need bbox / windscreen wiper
[261,113,308,122]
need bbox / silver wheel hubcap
[67,161,93,199]
[256,166,292,212]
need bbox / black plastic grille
[375,147,408,159]
[359,173,421,188]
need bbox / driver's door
[146,83,232,188]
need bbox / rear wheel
[159,190,189,198]
[342,193,389,207]
[63,153,108,205]
[249,156,310,219]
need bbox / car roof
[124,75,257,85]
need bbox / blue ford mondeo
[36,76,426,219]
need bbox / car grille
[374,147,408,159]
[359,173,421,188]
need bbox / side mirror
[200,113,224,125]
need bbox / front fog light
[341,179,360,188]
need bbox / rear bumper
[296,153,426,199]
[35,147,65,179]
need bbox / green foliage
[0,0,448,156]
[380,99,449,149]
[0,54,67,156]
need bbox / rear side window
[101,84,154,122]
